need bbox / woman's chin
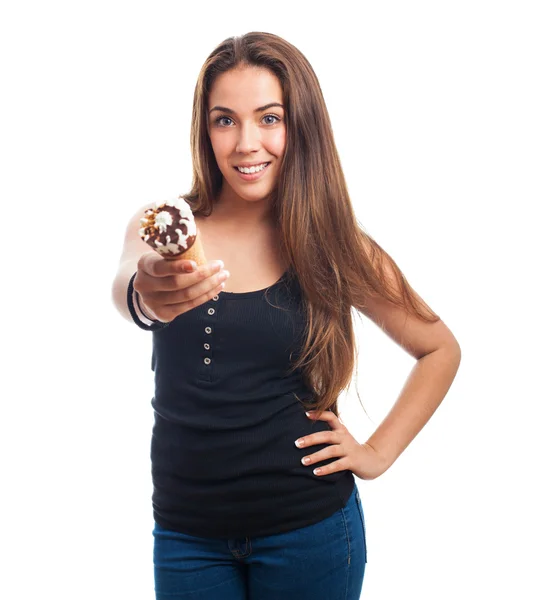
[225,180,275,202]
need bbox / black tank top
[148,269,355,538]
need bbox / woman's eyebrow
[209,102,284,115]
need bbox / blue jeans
[152,483,367,599]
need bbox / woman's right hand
[133,252,230,323]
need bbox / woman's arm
[357,244,461,470]
[365,343,461,470]
[111,202,156,323]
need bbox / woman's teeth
[236,162,269,174]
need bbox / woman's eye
[263,114,280,125]
[215,116,233,127]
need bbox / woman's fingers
[158,279,228,321]
[139,251,196,277]
[161,268,230,306]
[138,254,225,293]
[134,253,230,321]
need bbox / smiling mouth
[233,162,271,174]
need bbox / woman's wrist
[127,272,170,331]
[135,289,159,322]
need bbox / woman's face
[207,66,286,204]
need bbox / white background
[1,1,546,598]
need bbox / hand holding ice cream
[135,198,229,321]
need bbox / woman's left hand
[295,410,388,481]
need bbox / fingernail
[214,260,224,269]
[184,261,197,272]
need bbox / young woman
[112,31,461,600]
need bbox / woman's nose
[236,123,260,154]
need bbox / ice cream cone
[139,197,208,266]
[165,227,207,265]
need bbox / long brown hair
[181,32,440,419]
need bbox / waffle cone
[164,227,208,265]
